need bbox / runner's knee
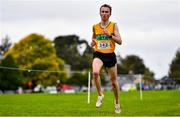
[93,71,99,78]
[111,80,117,88]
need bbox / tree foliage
[117,55,154,83]
[0,35,12,55]
[5,33,67,86]
[120,55,146,74]
[169,48,180,79]
[66,72,88,87]
[0,55,23,91]
[54,35,93,70]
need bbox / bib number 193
[98,41,110,49]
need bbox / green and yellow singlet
[93,21,115,53]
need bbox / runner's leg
[92,58,103,96]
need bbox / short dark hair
[100,4,112,14]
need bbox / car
[59,84,76,93]
[45,86,57,94]
[121,83,136,92]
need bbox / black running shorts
[93,51,117,68]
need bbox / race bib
[97,41,110,49]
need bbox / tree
[5,33,67,87]
[117,55,154,83]
[143,68,155,85]
[0,35,12,55]
[118,55,146,74]
[66,72,88,87]
[169,48,180,79]
[0,55,23,92]
[54,35,93,71]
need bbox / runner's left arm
[112,23,122,45]
[103,23,122,45]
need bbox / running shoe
[96,94,104,108]
[115,103,121,114]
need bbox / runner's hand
[103,29,111,36]
[91,39,96,47]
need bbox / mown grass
[0,90,179,116]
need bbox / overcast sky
[0,0,180,79]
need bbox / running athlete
[91,4,122,113]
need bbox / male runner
[91,4,122,113]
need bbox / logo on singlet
[96,34,112,40]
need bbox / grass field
[0,90,180,116]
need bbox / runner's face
[100,7,111,21]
